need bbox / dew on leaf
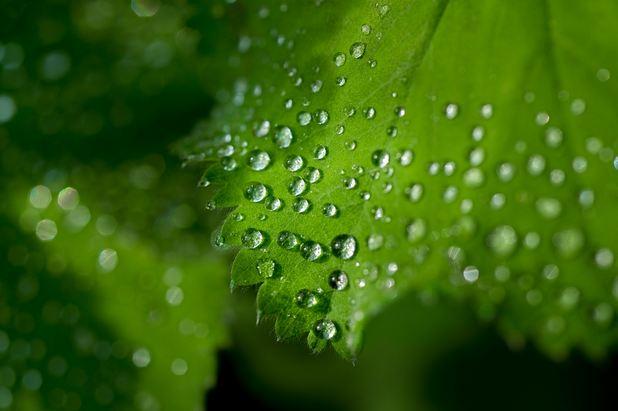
[285,155,305,171]
[480,103,494,119]
[405,183,424,202]
[295,289,319,308]
[265,197,284,211]
[463,168,484,188]
[331,234,358,260]
[371,150,390,168]
[241,228,266,249]
[297,111,312,126]
[35,219,57,241]
[349,42,366,59]
[29,185,52,209]
[487,225,518,257]
[253,120,271,137]
[257,258,277,278]
[244,182,268,202]
[247,150,271,171]
[300,241,327,261]
[328,270,349,291]
[277,231,300,250]
[367,234,384,251]
[536,197,562,219]
[595,248,614,268]
[333,52,346,67]
[553,228,584,258]
[288,176,308,196]
[463,266,480,283]
[406,219,427,242]
[304,167,322,183]
[273,126,294,148]
[322,203,339,218]
[364,107,376,119]
[313,319,337,340]
[293,197,311,213]
[444,103,459,119]
[314,145,328,160]
[527,155,546,175]
[314,109,330,125]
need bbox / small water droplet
[242,228,266,249]
[313,319,337,340]
[247,150,271,171]
[328,270,349,291]
[444,103,459,119]
[244,182,268,202]
[350,42,366,59]
[331,234,358,260]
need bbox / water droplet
[480,104,493,119]
[257,258,276,278]
[361,24,372,34]
[311,79,323,93]
[277,231,300,250]
[595,248,614,268]
[553,228,584,258]
[35,219,57,241]
[367,234,384,251]
[527,155,546,175]
[488,225,518,257]
[265,197,284,211]
[399,150,414,166]
[285,155,305,171]
[244,182,268,202]
[536,197,562,219]
[314,145,328,160]
[29,185,52,209]
[343,177,358,190]
[293,197,311,213]
[405,183,424,202]
[254,120,271,137]
[597,68,610,82]
[273,126,294,148]
[300,241,327,261]
[98,248,118,272]
[305,167,322,183]
[364,107,376,119]
[406,219,426,242]
[242,228,266,249]
[371,150,390,168]
[444,103,459,119]
[288,176,308,196]
[322,203,339,218]
[331,234,358,260]
[497,163,515,182]
[247,150,271,171]
[545,127,563,148]
[463,168,484,188]
[350,42,366,59]
[58,187,79,210]
[333,52,346,67]
[314,109,330,125]
[297,111,312,126]
[295,289,319,308]
[328,270,349,290]
[463,266,479,283]
[313,319,337,340]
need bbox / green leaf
[179,0,618,359]
[2,153,229,410]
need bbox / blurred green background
[1,1,616,410]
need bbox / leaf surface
[180,0,618,358]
